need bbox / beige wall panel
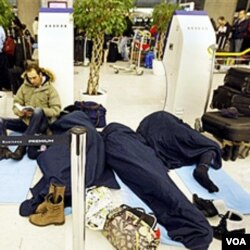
[204,0,237,25]
[17,0,40,36]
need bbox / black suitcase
[211,85,240,109]
[201,111,250,142]
[231,94,250,115]
[224,67,250,96]
[211,85,250,115]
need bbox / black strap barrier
[0,134,70,146]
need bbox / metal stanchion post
[70,127,87,250]
[204,44,217,114]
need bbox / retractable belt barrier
[0,126,87,250]
[0,134,69,146]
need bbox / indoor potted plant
[152,1,179,75]
[73,0,134,102]
[0,0,14,28]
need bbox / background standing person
[120,13,134,61]
[0,63,61,161]
[32,16,38,43]
[231,10,249,52]
[216,16,232,51]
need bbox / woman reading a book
[0,63,61,160]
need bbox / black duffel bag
[63,101,107,128]
[224,67,250,96]
[211,85,250,116]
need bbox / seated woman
[101,122,213,250]
[136,111,222,193]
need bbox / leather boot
[35,183,56,214]
[54,184,65,203]
[35,183,65,214]
[222,145,233,161]
[29,194,65,226]
[11,146,26,160]
[0,146,13,160]
[212,210,246,240]
[231,145,240,161]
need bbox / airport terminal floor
[0,63,249,250]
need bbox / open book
[14,103,34,112]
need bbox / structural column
[17,0,40,35]
[204,0,238,23]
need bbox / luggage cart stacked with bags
[201,67,250,161]
[110,29,151,75]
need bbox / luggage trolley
[214,48,250,72]
[110,30,151,75]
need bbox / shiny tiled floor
[0,63,249,250]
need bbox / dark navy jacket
[19,111,119,216]
[136,111,222,170]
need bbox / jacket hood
[21,67,55,84]
[41,68,55,82]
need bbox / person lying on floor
[19,111,119,217]
[136,111,222,193]
[101,123,213,250]
[0,63,61,160]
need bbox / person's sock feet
[193,165,219,193]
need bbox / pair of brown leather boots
[0,146,26,161]
[29,183,65,226]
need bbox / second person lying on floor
[136,111,222,193]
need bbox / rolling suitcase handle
[204,44,218,114]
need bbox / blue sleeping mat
[0,149,37,203]
[175,165,250,214]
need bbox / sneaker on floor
[192,194,218,217]
[212,210,245,240]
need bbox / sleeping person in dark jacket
[136,111,222,193]
[101,122,213,250]
[19,111,119,216]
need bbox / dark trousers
[198,151,216,167]
[0,108,49,158]
[0,52,10,90]
[0,108,48,136]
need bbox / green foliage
[0,0,14,27]
[74,0,135,95]
[74,0,135,38]
[152,1,179,33]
